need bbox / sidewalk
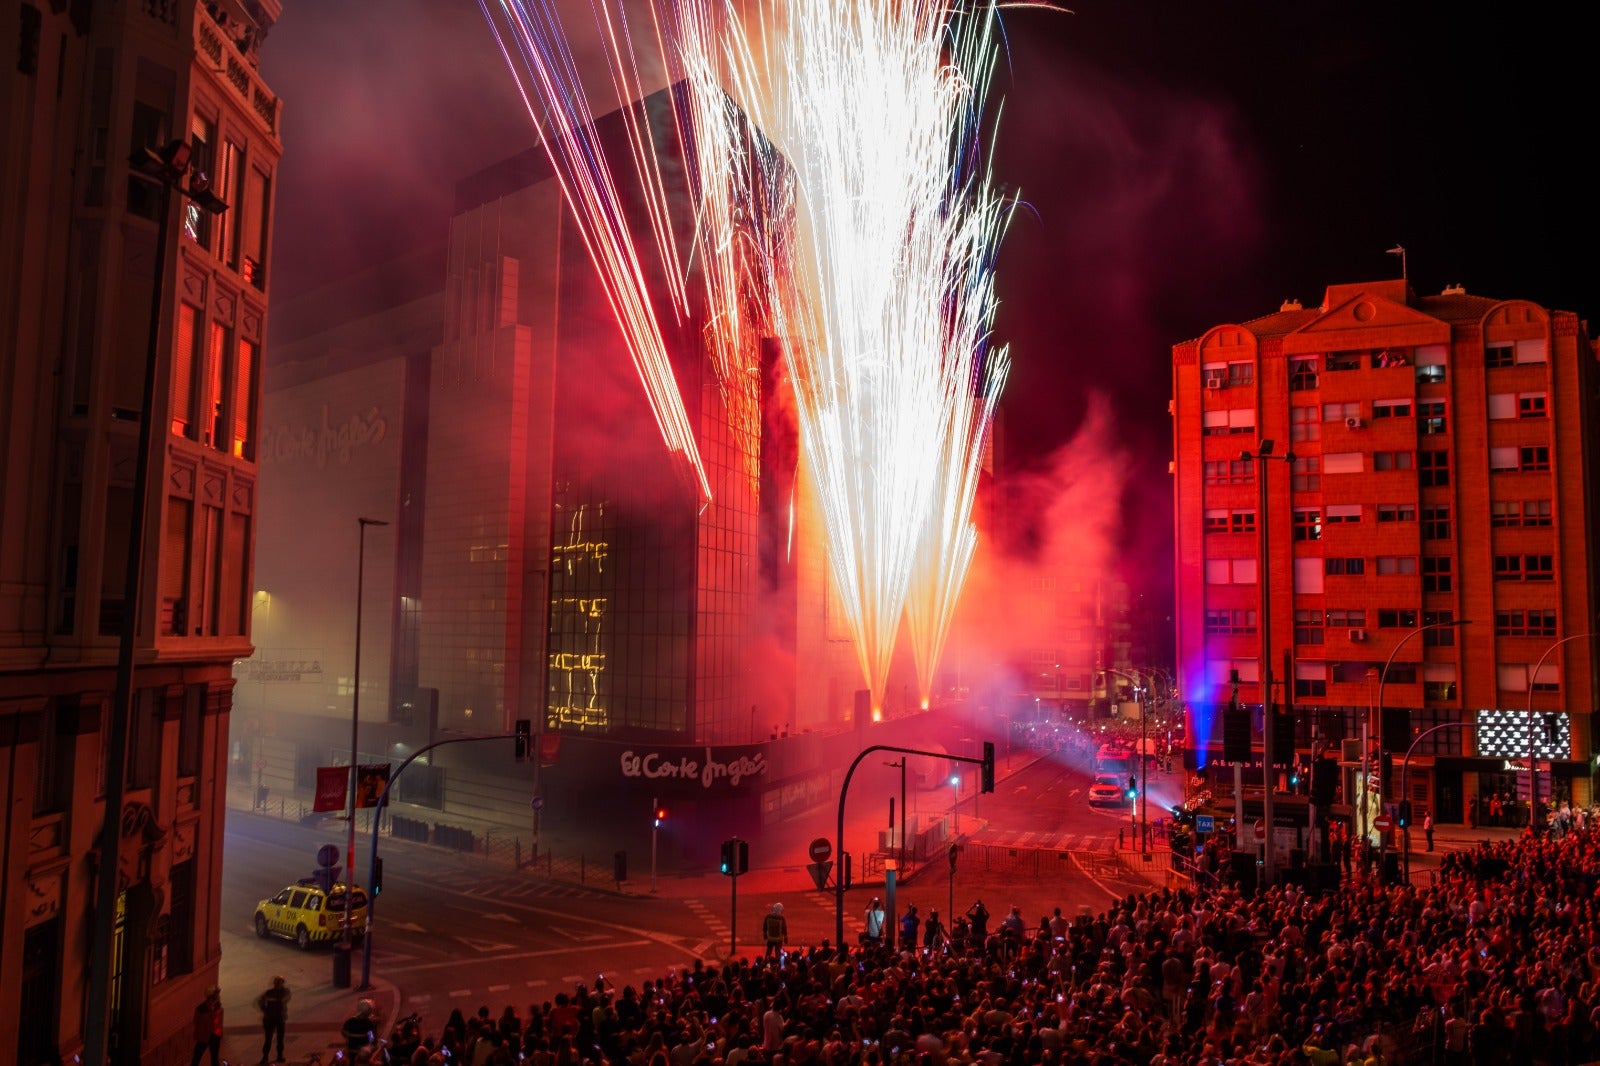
[214,944,400,1066]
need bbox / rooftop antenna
[1386,244,1407,282]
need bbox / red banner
[313,766,347,812]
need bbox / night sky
[262,1,1596,628]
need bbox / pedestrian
[861,897,885,945]
[255,975,290,1064]
[762,903,788,958]
[1423,811,1434,852]
[899,903,920,948]
[965,898,990,949]
[922,909,945,952]
[342,998,377,1054]
[190,986,224,1066]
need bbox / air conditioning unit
[1345,416,1365,429]
[1349,628,1368,642]
[1204,372,1225,389]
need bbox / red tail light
[318,914,327,928]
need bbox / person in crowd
[190,986,224,1066]
[762,903,788,958]
[861,897,885,945]
[898,903,919,949]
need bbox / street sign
[1253,819,1266,842]
[1374,813,1393,831]
[807,860,834,890]
[316,843,340,868]
[530,795,545,811]
[808,837,832,863]
[1195,815,1215,834]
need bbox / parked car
[254,878,368,949]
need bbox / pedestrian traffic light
[371,856,384,895]
[841,851,853,888]
[654,804,668,828]
[719,838,747,875]
[980,741,995,793]
[514,718,531,761]
[1127,775,1138,800]
[1398,800,1412,829]
[948,843,959,870]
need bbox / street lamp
[1368,618,1470,880]
[1103,668,1147,851]
[84,139,228,1066]
[342,516,389,980]
[1240,440,1295,886]
[1526,632,1594,834]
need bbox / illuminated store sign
[1476,708,1569,760]
[620,746,768,790]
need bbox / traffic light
[514,719,531,761]
[948,843,959,870]
[980,741,995,793]
[1398,799,1413,829]
[718,838,747,876]
[654,804,668,828]
[841,851,853,888]
[1311,757,1338,805]
[1126,775,1138,800]
[1223,706,1251,764]
[371,856,384,896]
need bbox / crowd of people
[339,823,1600,1066]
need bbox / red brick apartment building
[1172,279,1598,825]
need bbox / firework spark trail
[723,0,1014,705]
[480,0,712,503]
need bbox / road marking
[483,912,518,923]
[449,989,472,998]
[382,939,661,976]
[455,935,518,952]
[386,921,427,933]
[488,984,511,992]
[527,979,548,987]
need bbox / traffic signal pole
[834,741,994,949]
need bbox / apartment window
[1325,557,1364,576]
[1289,358,1319,391]
[1326,609,1366,628]
[1519,393,1548,418]
[242,165,271,289]
[1419,451,1450,486]
[1202,410,1228,436]
[1496,609,1557,637]
[1206,609,1257,635]
[183,113,217,248]
[1491,500,1550,527]
[1376,556,1417,576]
[1230,511,1256,533]
[1294,609,1325,645]
[1490,447,1519,472]
[1326,504,1361,525]
[1372,399,1412,419]
[1492,555,1553,582]
[1485,344,1515,368]
[1515,339,1548,364]
[1295,677,1328,698]
[1294,557,1325,594]
[1520,446,1550,472]
[1418,400,1447,435]
[1487,393,1516,420]
[1326,351,1361,371]
[1227,362,1254,386]
[1324,452,1363,475]
[1377,504,1415,523]
[1422,505,1451,540]
[1378,609,1419,628]
[1415,344,1448,384]
[172,304,202,440]
[1422,611,1457,645]
[1205,510,1229,534]
[1206,558,1257,585]
[1204,459,1255,485]
[1421,556,1452,592]
[1290,405,1320,442]
[1374,451,1414,471]
[1290,456,1320,492]
[1323,401,1360,422]
[1293,509,1322,541]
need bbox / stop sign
[1253,819,1266,842]
[1374,813,1393,831]
[808,837,832,863]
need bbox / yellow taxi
[254,878,368,949]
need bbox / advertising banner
[355,763,391,808]
[313,766,348,812]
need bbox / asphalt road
[220,747,1170,1034]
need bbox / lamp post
[1103,668,1147,850]
[1526,632,1594,834]
[1240,440,1295,886]
[1369,619,1470,880]
[1400,722,1467,883]
[885,759,907,869]
[84,140,227,1066]
[343,517,388,975]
